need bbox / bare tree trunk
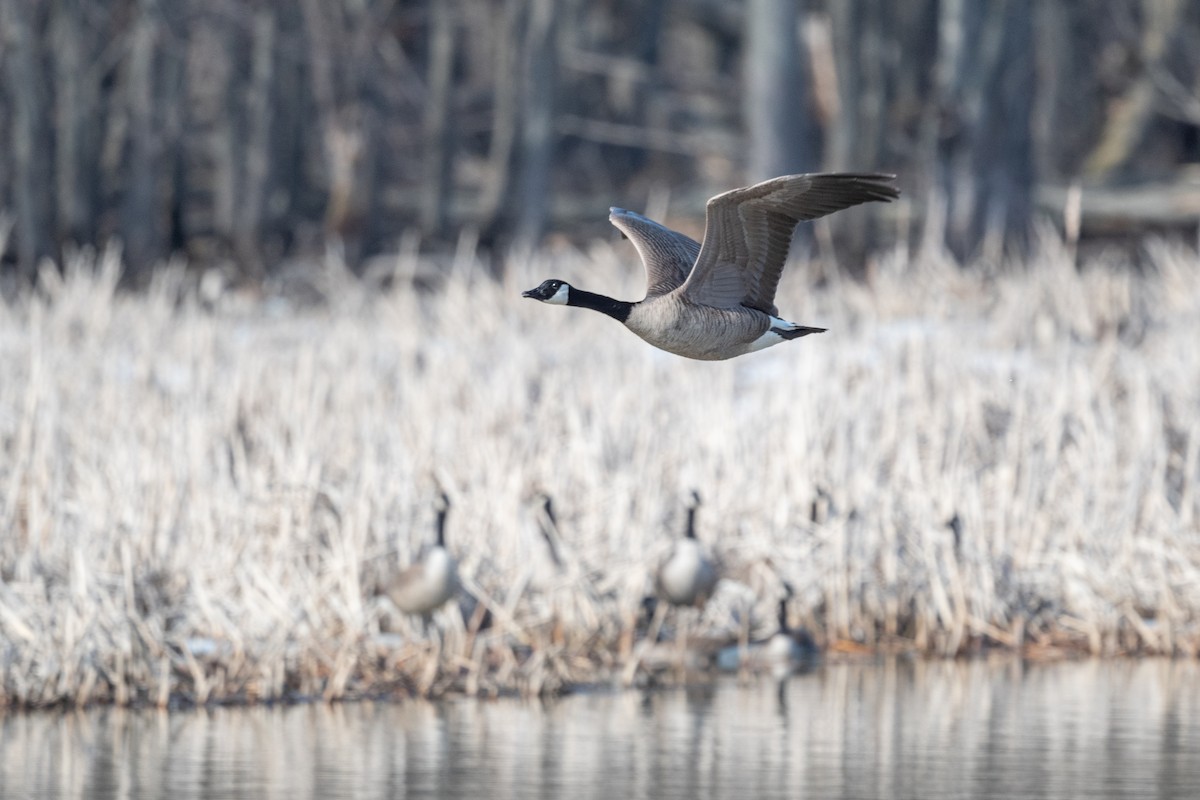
[121,0,165,280]
[265,4,320,262]
[299,0,378,266]
[827,0,893,170]
[825,4,858,173]
[918,0,957,255]
[234,8,277,278]
[925,0,1034,260]
[300,0,345,250]
[826,0,915,270]
[178,11,236,268]
[478,0,524,242]
[1,0,53,276]
[1083,0,1183,179]
[420,0,457,238]
[514,0,559,247]
[744,0,818,181]
[971,0,1034,257]
[50,0,93,246]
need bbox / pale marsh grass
[1,237,1199,706]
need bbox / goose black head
[522,279,571,305]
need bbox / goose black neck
[684,491,701,539]
[435,507,448,547]
[777,598,788,631]
[567,287,633,323]
[535,496,565,568]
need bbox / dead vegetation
[1,234,1199,708]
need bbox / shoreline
[0,645,1180,713]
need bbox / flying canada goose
[656,490,719,608]
[522,172,899,360]
[384,492,459,617]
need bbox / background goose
[656,490,719,608]
[523,172,899,360]
[384,491,459,618]
[716,582,818,678]
[761,583,819,676]
[521,490,603,650]
[531,491,566,570]
[625,490,722,683]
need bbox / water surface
[3,658,1198,799]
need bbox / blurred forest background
[1,0,1199,285]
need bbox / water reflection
[2,658,1198,800]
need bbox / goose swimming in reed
[384,491,459,617]
[761,583,819,676]
[522,173,899,360]
[716,583,818,678]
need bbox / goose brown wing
[609,208,701,299]
[679,173,898,312]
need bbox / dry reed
[1,232,1199,707]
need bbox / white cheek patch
[545,283,570,305]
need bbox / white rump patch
[747,316,794,352]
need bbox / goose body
[523,172,899,360]
[386,494,459,616]
[656,492,719,608]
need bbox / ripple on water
[1,658,1198,800]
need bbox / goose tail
[776,324,826,340]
